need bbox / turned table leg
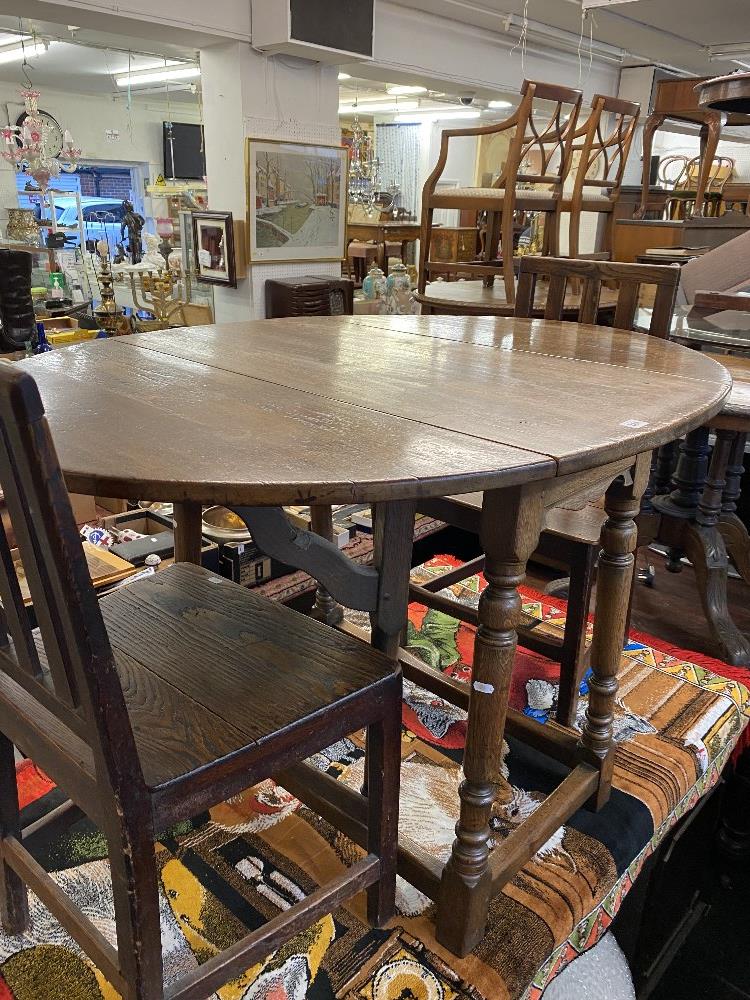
[173,500,203,564]
[309,505,344,625]
[719,431,750,584]
[436,485,544,957]
[580,464,647,810]
[684,430,750,665]
[654,426,711,571]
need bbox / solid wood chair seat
[544,501,607,546]
[347,241,379,258]
[29,562,397,798]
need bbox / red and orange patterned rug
[1,556,748,999]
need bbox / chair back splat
[567,94,640,260]
[0,365,138,787]
[419,79,583,303]
[515,256,680,338]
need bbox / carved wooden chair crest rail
[416,256,682,727]
[419,79,583,304]
[0,365,403,1000]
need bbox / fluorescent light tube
[394,109,481,122]
[116,66,200,87]
[339,100,419,114]
[0,42,47,65]
[387,85,427,95]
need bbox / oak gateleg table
[21,314,730,956]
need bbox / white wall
[201,41,340,321]
[373,1,621,105]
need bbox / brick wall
[77,171,133,201]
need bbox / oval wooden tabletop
[414,279,619,317]
[19,315,730,506]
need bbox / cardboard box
[101,510,219,573]
[219,542,273,587]
[70,493,97,525]
[95,496,129,514]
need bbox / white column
[200,41,340,321]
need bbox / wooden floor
[527,547,750,663]
[416,524,750,665]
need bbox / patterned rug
[2,555,748,1000]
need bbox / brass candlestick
[129,267,193,331]
[93,240,122,336]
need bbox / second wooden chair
[415,256,681,726]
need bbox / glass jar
[362,263,387,301]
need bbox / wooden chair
[419,80,583,304]
[563,94,640,260]
[666,154,734,219]
[0,365,403,1000]
[415,256,681,727]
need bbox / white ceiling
[0,16,199,102]
[391,0,750,76]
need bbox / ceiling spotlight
[338,72,352,80]
[488,99,513,109]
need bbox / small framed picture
[246,138,349,263]
[192,211,237,286]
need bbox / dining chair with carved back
[562,93,640,261]
[0,364,403,1000]
[414,256,682,727]
[419,80,583,304]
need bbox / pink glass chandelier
[1,88,80,194]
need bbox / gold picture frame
[246,137,349,264]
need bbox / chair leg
[501,209,515,304]
[418,207,434,294]
[108,819,164,1000]
[568,207,580,261]
[556,545,597,728]
[365,681,402,927]
[0,734,28,935]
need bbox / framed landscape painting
[247,138,348,263]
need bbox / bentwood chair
[665,154,735,219]
[0,365,402,1000]
[419,80,583,304]
[414,257,681,727]
[562,94,640,260]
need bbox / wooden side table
[652,355,750,664]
